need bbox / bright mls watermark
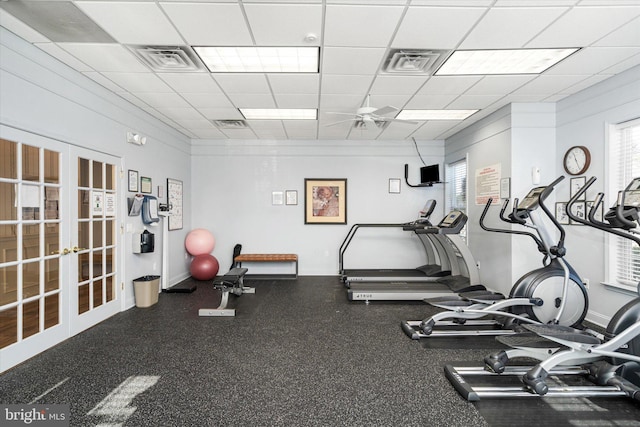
[1,405,69,426]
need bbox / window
[608,118,640,290]
[446,158,468,239]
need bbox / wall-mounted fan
[325,95,418,129]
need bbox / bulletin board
[167,178,183,231]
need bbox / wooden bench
[234,254,298,279]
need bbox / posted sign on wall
[475,164,501,205]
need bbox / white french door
[0,126,121,372]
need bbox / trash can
[133,275,160,308]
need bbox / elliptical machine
[402,176,589,339]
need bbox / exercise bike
[401,176,589,339]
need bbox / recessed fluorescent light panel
[396,110,478,120]
[240,109,317,120]
[193,47,319,73]
[436,48,579,75]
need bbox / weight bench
[198,267,254,317]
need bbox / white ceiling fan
[325,95,418,129]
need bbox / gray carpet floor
[1,276,639,426]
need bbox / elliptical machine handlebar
[479,197,548,260]
[536,176,567,256]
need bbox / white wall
[556,65,640,326]
[0,28,193,308]
[190,139,445,275]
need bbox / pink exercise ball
[190,254,219,281]
[185,228,215,256]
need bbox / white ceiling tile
[219,128,258,139]
[322,47,387,74]
[155,107,205,121]
[416,76,483,95]
[446,94,503,109]
[115,92,151,110]
[378,122,421,138]
[213,74,271,94]
[494,0,577,5]
[244,4,322,45]
[192,129,228,139]
[172,118,216,130]
[103,72,172,92]
[283,120,318,136]
[0,9,50,43]
[321,75,375,94]
[557,73,618,94]
[83,71,126,92]
[393,7,486,49]
[34,43,93,72]
[410,1,493,5]
[546,47,640,75]
[348,127,384,140]
[157,73,223,93]
[369,75,426,94]
[76,2,183,45]
[197,108,244,120]
[250,121,288,139]
[405,94,459,109]
[527,6,640,48]
[367,94,413,109]
[593,16,640,47]
[459,7,569,49]
[510,75,592,96]
[462,75,536,95]
[268,74,320,94]
[160,2,253,45]
[57,43,148,72]
[324,5,405,47]
[412,121,464,139]
[227,93,276,108]
[328,0,407,4]
[600,53,640,74]
[131,92,191,109]
[273,94,318,108]
[320,94,368,110]
[181,93,235,109]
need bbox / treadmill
[347,210,485,302]
[340,200,451,283]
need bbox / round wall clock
[563,145,591,176]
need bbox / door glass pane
[44,186,59,220]
[44,149,59,184]
[78,284,89,314]
[22,145,39,182]
[93,280,103,308]
[0,307,18,349]
[105,248,113,274]
[0,265,18,305]
[22,261,40,298]
[21,184,40,220]
[93,221,102,249]
[44,293,59,329]
[105,164,115,190]
[105,220,113,246]
[106,275,114,302]
[78,252,90,282]
[22,299,39,339]
[44,258,59,292]
[78,190,90,218]
[78,158,89,187]
[93,249,103,278]
[44,223,59,255]
[0,182,17,220]
[0,139,17,179]
[0,224,17,263]
[78,221,89,251]
[93,161,103,189]
[22,224,39,260]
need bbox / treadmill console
[438,210,466,228]
[625,177,640,207]
[517,186,547,211]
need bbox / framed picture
[167,178,183,231]
[569,201,587,224]
[570,176,587,201]
[556,202,569,225]
[272,191,284,205]
[140,176,152,194]
[128,170,139,192]
[285,190,298,205]
[304,178,347,224]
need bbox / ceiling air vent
[382,49,450,75]
[130,46,205,72]
[213,120,249,129]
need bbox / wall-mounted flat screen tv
[420,164,440,184]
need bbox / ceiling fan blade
[325,119,358,127]
[371,105,398,116]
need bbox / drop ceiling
[1,0,639,141]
